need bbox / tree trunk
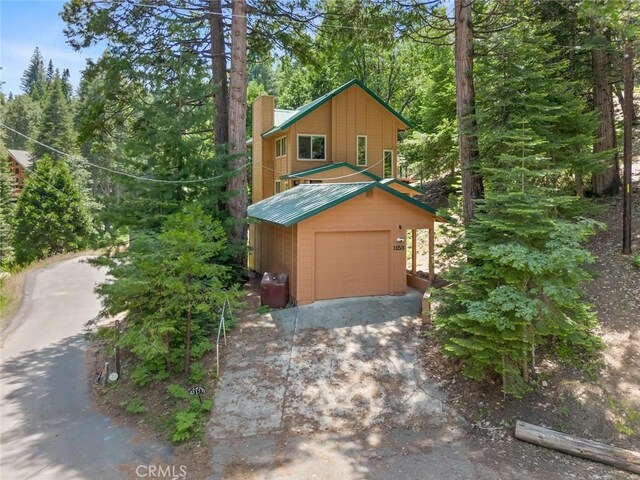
[454,0,483,223]
[209,0,229,149]
[591,30,621,196]
[622,42,634,255]
[227,0,248,265]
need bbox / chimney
[252,95,275,203]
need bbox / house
[248,79,445,306]
[7,149,32,194]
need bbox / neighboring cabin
[248,79,445,306]
[7,149,32,195]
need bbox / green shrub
[633,254,640,269]
[190,397,213,413]
[131,365,154,387]
[172,410,199,443]
[188,363,206,383]
[190,340,214,360]
[126,398,147,414]
[167,383,189,400]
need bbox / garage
[314,231,390,300]
[247,182,444,306]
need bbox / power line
[0,123,249,185]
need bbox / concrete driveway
[0,256,172,480]
[208,291,501,479]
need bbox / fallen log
[515,420,640,474]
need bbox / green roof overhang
[247,181,445,227]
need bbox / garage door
[314,231,390,300]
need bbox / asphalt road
[0,256,172,480]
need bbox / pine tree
[96,204,239,375]
[434,12,604,397]
[1,95,42,150]
[0,140,15,267]
[61,69,73,98]
[46,59,55,85]
[33,76,76,161]
[20,47,46,98]
[14,156,92,264]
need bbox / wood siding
[294,188,434,305]
[7,157,26,195]
[256,222,297,300]
[294,165,374,183]
[285,84,399,179]
[251,95,274,203]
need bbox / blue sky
[0,0,105,96]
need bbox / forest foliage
[0,0,637,396]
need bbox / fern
[172,411,199,443]
[167,383,189,400]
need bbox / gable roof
[247,181,441,227]
[280,162,381,181]
[379,177,424,196]
[262,79,414,138]
[7,149,32,169]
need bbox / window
[275,180,281,194]
[275,137,287,157]
[298,135,326,161]
[283,180,289,190]
[357,136,367,166]
[383,150,394,178]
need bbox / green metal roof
[262,79,414,138]
[247,181,440,227]
[379,178,424,195]
[280,162,381,181]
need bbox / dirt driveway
[207,291,626,480]
[209,291,444,439]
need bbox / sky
[0,0,105,96]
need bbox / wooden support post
[515,420,640,474]
[411,229,417,275]
[428,227,435,284]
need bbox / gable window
[298,135,326,161]
[383,150,394,178]
[357,136,367,166]
[275,137,287,157]
[275,180,282,194]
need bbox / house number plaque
[393,245,405,251]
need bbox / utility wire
[0,123,249,185]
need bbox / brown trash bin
[260,272,289,308]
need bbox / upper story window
[275,137,287,157]
[298,135,326,161]
[357,136,367,166]
[383,150,394,178]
